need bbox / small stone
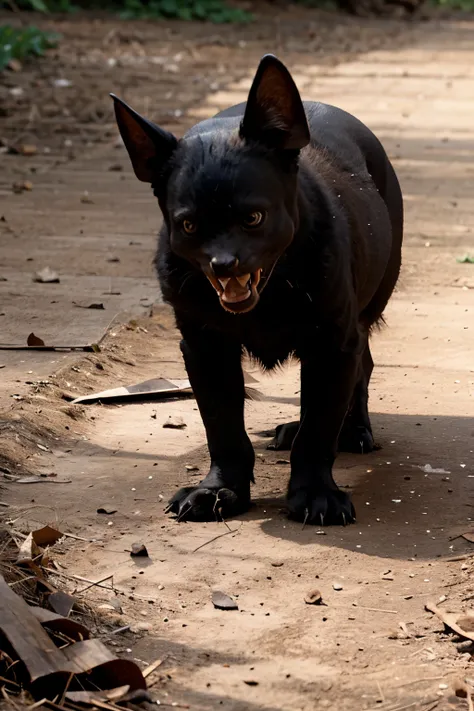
[163,416,187,430]
[130,621,152,633]
[130,542,149,557]
[333,583,343,591]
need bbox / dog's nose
[210,255,239,277]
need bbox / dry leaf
[27,333,46,347]
[32,526,63,547]
[212,591,238,610]
[48,591,76,618]
[426,600,474,642]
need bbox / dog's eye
[182,220,197,234]
[242,211,264,229]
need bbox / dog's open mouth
[206,269,262,313]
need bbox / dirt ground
[1,6,474,711]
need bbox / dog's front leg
[166,324,254,522]
[287,348,359,526]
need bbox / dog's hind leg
[338,339,376,454]
[268,340,375,453]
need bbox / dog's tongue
[220,275,251,303]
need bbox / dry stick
[28,699,48,710]
[377,681,385,704]
[143,658,164,678]
[59,673,75,708]
[0,688,20,711]
[44,568,157,602]
[357,605,399,615]
[192,523,242,553]
[75,574,114,595]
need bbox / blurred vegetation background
[1,0,473,72]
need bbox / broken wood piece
[143,658,163,678]
[425,600,474,642]
[0,574,146,700]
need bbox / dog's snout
[210,255,239,277]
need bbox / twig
[443,553,474,562]
[357,605,399,615]
[0,502,10,507]
[59,673,75,707]
[28,699,48,710]
[75,574,114,595]
[62,532,96,543]
[397,676,446,688]
[192,523,242,553]
[1,687,21,711]
[143,658,164,678]
[107,625,130,636]
[376,681,385,704]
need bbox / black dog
[111,55,403,526]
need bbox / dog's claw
[287,486,355,526]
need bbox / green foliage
[0,24,60,71]
[119,0,252,21]
[3,0,252,21]
[432,0,474,7]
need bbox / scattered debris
[27,332,46,347]
[72,377,192,405]
[212,590,238,610]
[163,416,187,430]
[426,600,474,642]
[34,267,60,284]
[419,464,451,474]
[81,190,94,204]
[12,179,33,193]
[48,590,76,617]
[130,542,149,557]
[73,301,105,309]
[304,589,323,605]
[0,573,146,700]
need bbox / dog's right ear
[111,95,178,183]
[240,55,310,151]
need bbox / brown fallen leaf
[426,600,474,642]
[0,574,146,698]
[130,542,149,557]
[304,589,323,605]
[48,591,76,618]
[34,267,60,283]
[28,333,46,347]
[212,590,238,611]
[32,525,64,547]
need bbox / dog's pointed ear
[240,55,310,151]
[111,94,178,182]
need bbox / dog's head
[112,55,310,314]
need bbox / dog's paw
[166,485,250,522]
[287,486,355,526]
[338,424,376,454]
[267,421,299,450]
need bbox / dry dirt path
[2,14,474,711]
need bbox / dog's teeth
[218,278,230,289]
[236,274,251,287]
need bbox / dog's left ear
[240,55,310,151]
[111,94,178,183]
